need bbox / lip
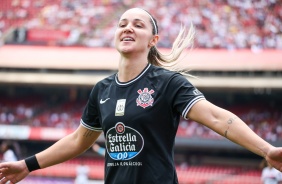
[120,36,135,42]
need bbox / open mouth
[121,37,135,42]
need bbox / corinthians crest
[136,88,155,109]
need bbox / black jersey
[81,64,205,184]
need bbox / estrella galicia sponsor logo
[106,122,144,160]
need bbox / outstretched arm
[0,124,101,184]
[36,124,101,168]
[187,100,282,171]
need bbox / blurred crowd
[0,96,83,130]
[0,0,281,50]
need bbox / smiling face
[114,8,158,55]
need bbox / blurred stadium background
[0,0,282,183]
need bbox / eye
[118,21,127,28]
[119,24,126,28]
[135,24,142,28]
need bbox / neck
[118,54,148,82]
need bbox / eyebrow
[119,18,146,23]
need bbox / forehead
[119,8,151,22]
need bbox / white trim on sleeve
[80,119,103,132]
[182,96,205,120]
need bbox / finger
[0,177,9,184]
[10,179,18,184]
[0,171,6,180]
[1,175,18,184]
[0,168,9,175]
[0,167,8,172]
[0,162,10,169]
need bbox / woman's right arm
[36,124,101,168]
[0,124,101,184]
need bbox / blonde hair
[148,24,195,66]
[145,10,195,75]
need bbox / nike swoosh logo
[100,98,110,104]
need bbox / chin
[119,47,134,54]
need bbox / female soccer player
[1,8,282,184]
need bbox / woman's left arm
[186,99,282,171]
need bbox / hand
[92,143,105,157]
[0,160,30,184]
[265,147,282,172]
[92,143,101,152]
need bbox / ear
[149,35,159,47]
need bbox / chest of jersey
[98,83,161,128]
[97,79,178,160]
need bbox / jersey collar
[115,64,151,86]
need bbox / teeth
[123,37,133,41]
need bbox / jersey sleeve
[80,85,103,131]
[167,74,205,119]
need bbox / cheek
[141,34,153,47]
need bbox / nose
[123,24,133,33]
